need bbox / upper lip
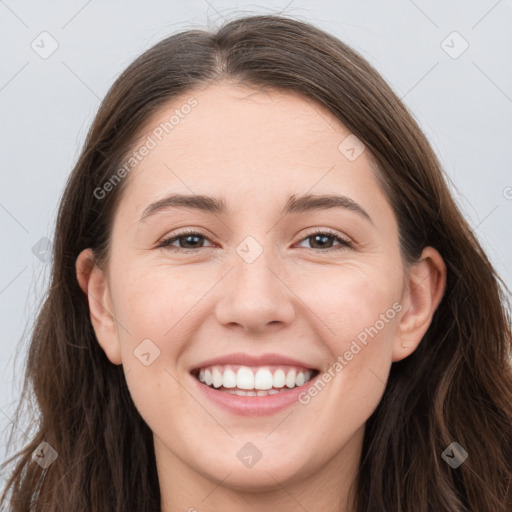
[190,352,319,373]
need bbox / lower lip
[191,373,319,416]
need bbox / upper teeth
[197,365,314,390]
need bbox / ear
[392,246,447,362]
[76,248,122,365]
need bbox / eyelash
[156,228,353,253]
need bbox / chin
[200,452,312,491]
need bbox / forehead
[134,83,352,162]
[116,82,388,221]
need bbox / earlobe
[392,247,447,362]
[75,248,123,365]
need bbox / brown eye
[158,230,214,251]
[297,231,352,251]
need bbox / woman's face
[80,82,442,505]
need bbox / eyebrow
[139,192,373,224]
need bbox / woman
[2,13,511,512]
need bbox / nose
[215,244,296,333]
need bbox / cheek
[107,263,194,406]
[295,261,402,349]
[296,302,400,460]
[303,263,402,390]
[110,260,196,345]
[296,262,402,418]
[116,269,195,443]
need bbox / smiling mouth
[191,364,320,396]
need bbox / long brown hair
[2,13,511,512]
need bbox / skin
[76,82,446,512]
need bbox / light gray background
[1,0,511,482]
